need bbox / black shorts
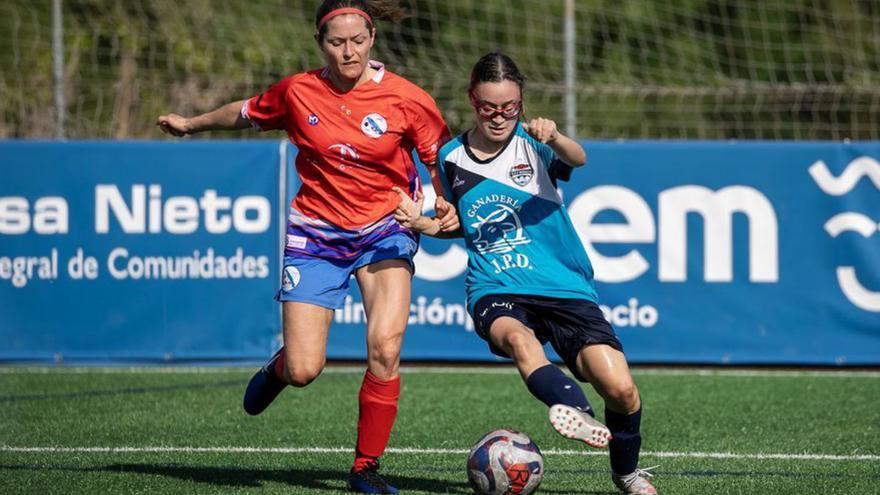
[471,294,623,381]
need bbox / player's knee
[605,381,640,412]
[501,330,538,359]
[287,368,321,388]
[285,359,324,388]
[367,339,402,373]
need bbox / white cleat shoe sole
[549,404,612,449]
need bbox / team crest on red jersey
[361,113,388,138]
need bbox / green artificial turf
[1,367,878,494]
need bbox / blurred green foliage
[1,0,878,139]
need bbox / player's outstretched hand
[435,195,460,232]
[523,117,559,144]
[392,186,424,229]
[156,113,192,137]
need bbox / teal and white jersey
[437,123,598,313]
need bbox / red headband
[317,7,373,31]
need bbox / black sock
[525,364,593,416]
[605,406,642,475]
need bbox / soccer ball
[467,428,544,495]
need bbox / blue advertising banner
[2,140,878,364]
[0,141,283,362]
[327,141,880,365]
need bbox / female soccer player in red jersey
[157,1,454,493]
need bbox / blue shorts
[275,231,418,309]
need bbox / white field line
[1,445,877,461]
[0,366,879,378]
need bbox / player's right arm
[157,76,294,136]
[157,100,251,136]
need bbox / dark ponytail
[469,52,526,94]
[315,0,407,41]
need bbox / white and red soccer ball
[467,428,544,495]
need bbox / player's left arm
[392,187,463,239]
[404,88,460,232]
[523,117,586,168]
[426,166,460,232]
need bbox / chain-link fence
[2,0,879,140]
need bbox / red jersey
[244,61,450,230]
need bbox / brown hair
[468,52,526,93]
[315,0,407,41]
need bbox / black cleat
[347,461,399,494]
[242,347,287,415]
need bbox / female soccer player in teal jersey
[393,53,658,495]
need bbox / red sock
[272,347,285,380]
[353,371,400,472]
